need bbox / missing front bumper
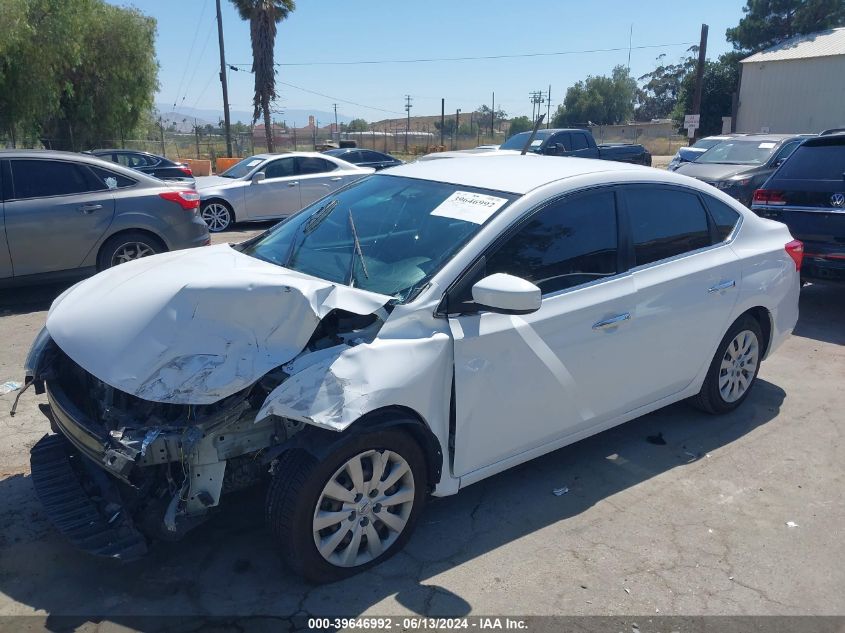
[30,434,148,560]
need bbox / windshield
[696,140,780,165]
[220,155,266,178]
[693,138,723,150]
[240,174,517,302]
[499,130,555,152]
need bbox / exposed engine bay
[27,308,387,554]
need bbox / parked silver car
[0,150,210,286]
[195,152,374,232]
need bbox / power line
[171,0,209,109]
[230,41,696,68]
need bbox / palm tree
[230,0,295,152]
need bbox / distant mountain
[155,104,352,129]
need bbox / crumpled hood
[674,162,757,181]
[194,175,239,190]
[46,244,390,405]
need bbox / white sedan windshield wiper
[347,208,369,286]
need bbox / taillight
[159,190,200,211]
[753,189,786,205]
[785,239,804,271]
[178,165,193,176]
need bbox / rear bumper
[166,215,211,251]
[802,247,845,283]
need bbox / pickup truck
[499,128,652,166]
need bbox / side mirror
[471,273,541,315]
[251,171,266,184]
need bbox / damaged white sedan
[20,155,801,582]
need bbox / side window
[10,160,99,199]
[703,195,741,241]
[486,190,618,295]
[339,151,361,163]
[263,158,296,179]
[570,132,589,151]
[88,166,137,189]
[361,151,384,162]
[296,157,337,174]
[772,140,801,164]
[550,133,572,151]
[625,187,711,266]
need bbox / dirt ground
[0,221,842,627]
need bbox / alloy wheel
[312,449,415,568]
[718,329,759,403]
[201,203,231,232]
[111,242,156,266]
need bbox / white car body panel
[41,155,800,499]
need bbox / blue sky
[117,0,747,123]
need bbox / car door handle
[708,280,736,293]
[330,177,343,181]
[592,313,631,330]
[287,181,298,187]
[78,204,103,214]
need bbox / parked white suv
[23,155,801,582]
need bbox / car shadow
[0,380,785,629]
[0,281,77,317]
[792,283,845,346]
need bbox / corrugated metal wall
[736,56,845,134]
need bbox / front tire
[266,428,427,583]
[691,315,764,414]
[201,200,233,232]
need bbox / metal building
[736,27,845,134]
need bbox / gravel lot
[0,220,842,624]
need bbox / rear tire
[266,428,427,583]
[97,231,165,271]
[201,200,233,232]
[690,315,764,414]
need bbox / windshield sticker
[247,159,263,167]
[431,191,508,224]
[758,142,776,149]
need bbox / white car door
[618,185,742,403]
[448,188,642,478]
[295,157,356,208]
[244,156,300,220]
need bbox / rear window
[777,144,845,180]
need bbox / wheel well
[202,197,236,221]
[97,228,167,269]
[742,306,773,358]
[271,406,443,488]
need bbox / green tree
[635,49,697,121]
[727,0,845,52]
[552,65,637,126]
[346,118,368,132]
[507,116,532,136]
[672,58,739,136]
[474,104,508,132]
[0,0,158,150]
[231,0,295,152]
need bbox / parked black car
[87,149,194,182]
[674,134,811,206]
[499,128,652,166]
[322,148,403,170]
[752,132,845,284]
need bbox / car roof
[385,154,652,195]
[0,149,161,180]
[250,151,336,160]
[723,134,812,142]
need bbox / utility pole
[194,118,200,158]
[159,116,166,156]
[491,92,495,137]
[440,98,445,148]
[546,85,552,128]
[690,23,709,145]
[215,0,233,157]
[404,94,413,153]
[529,91,545,123]
[454,109,461,150]
[332,103,338,142]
